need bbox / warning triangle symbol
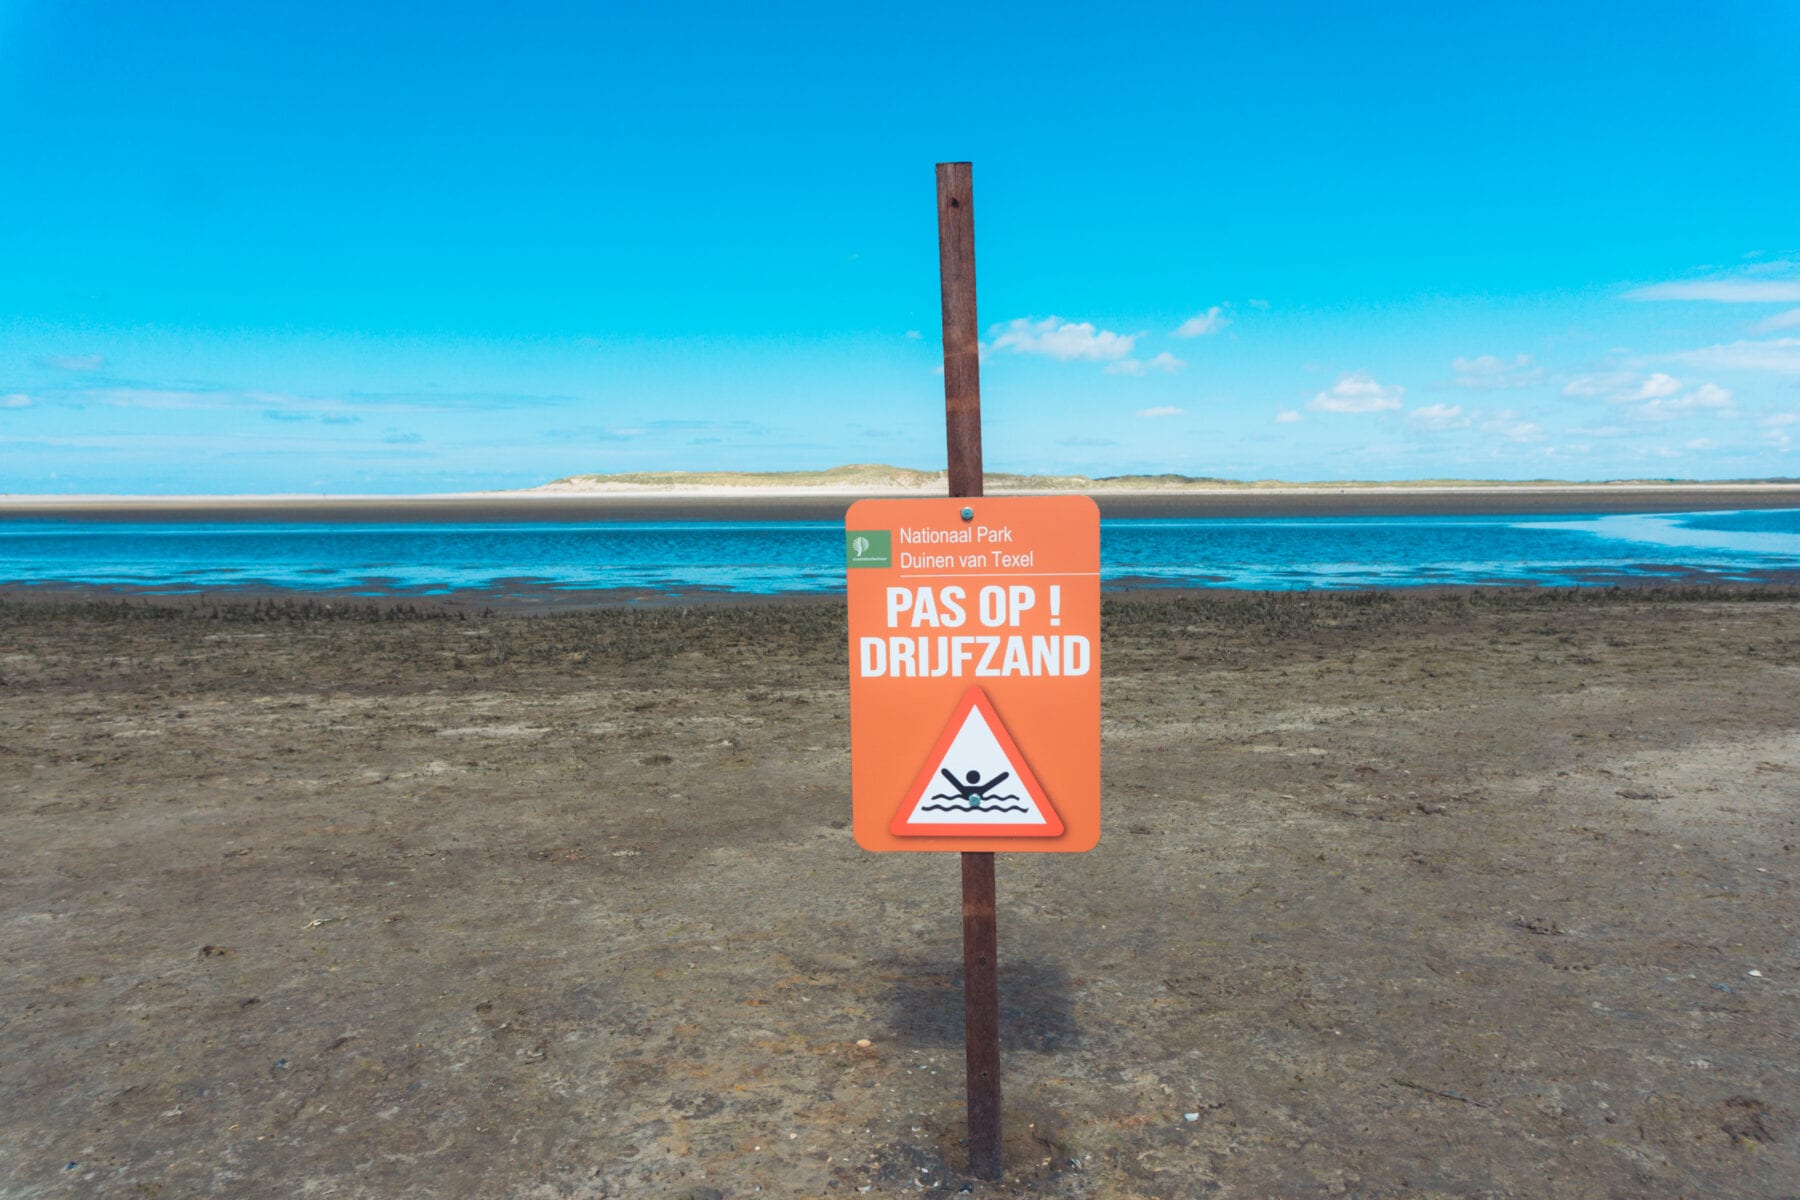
[891,687,1064,838]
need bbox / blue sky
[2,1,1798,493]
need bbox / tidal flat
[1,589,1796,1197]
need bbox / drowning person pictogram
[922,768,1028,813]
[890,686,1064,836]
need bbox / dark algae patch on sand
[2,590,1797,1197]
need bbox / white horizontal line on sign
[897,570,1102,578]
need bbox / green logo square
[845,529,892,568]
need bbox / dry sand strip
[1,589,1796,1198]
[5,482,1800,523]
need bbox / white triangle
[899,704,1051,827]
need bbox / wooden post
[937,159,1003,1182]
[937,162,985,500]
[960,849,1002,1180]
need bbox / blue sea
[1,510,1798,600]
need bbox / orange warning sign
[847,495,1100,852]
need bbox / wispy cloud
[1626,281,1800,302]
[1753,309,1800,333]
[1274,410,1302,424]
[41,354,106,371]
[1408,403,1468,429]
[988,316,1137,363]
[1561,372,1637,398]
[1450,354,1543,390]
[1173,307,1228,338]
[544,426,641,442]
[39,383,573,417]
[1566,423,1633,439]
[1668,337,1800,375]
[1,393,33,408]
[1565,371,1678,401]
[1481,411,1545,442]
[91,387,234,410]
[1135,405,1184,418]
[1309,372,1403,414]
[1564,371,1736,421]
[1630,382,1735,422]
[1107,351,1187,377]
[1760,411,1798,450]
[252,408,362,427]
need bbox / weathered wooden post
[935,160,1003,1181]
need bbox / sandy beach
[2,587,1796,1198]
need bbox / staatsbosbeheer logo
[845,530,892,568]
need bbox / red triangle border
[890,686,1064,838]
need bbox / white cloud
[1173,307,1228,338]
[1104,351,1184,377]
[1670,337,1800,374]
[1408,403,1468,429]
[1626,281,1800,302]
[1561,371,1735,420]
[1685,438,1717,451]
[1752,309,1800,333]
[1136,405,1184,418]
[1309,372,1404,413]
[92,388,230,410]
[1482,414,1546,442]
[1634,373,1681,399]
[989,316,1137,362]
[1630,382,1736,422]
[42,354,106,371]
[1,393,33,408]
[1759,411,1800,428]
[1451,354,1544,390]
[1274,410,1302,424]
[904,329,923,340]
[1562,372,1637,398]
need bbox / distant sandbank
[6,479,1800,522]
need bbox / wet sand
[2,588,1797,1197]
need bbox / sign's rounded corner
[1060,827,1101,853]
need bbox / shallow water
[2,509,1797,597]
